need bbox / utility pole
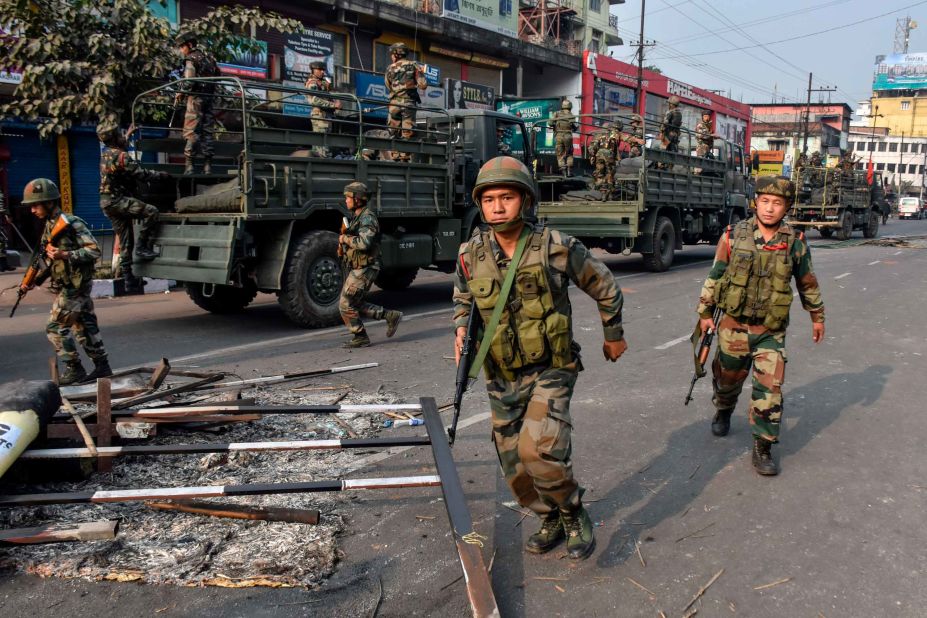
[636,0,646,118]
[801,72,838,156]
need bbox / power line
[654,1,927,60]
[614,0,695,25]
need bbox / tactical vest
[45,214,92,289]
[465,227,572,378]
[714,220,797,331]
[552,112,574,133]
[344,206,381,269]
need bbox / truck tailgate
[134,216,241,285]
[537,201,641,238]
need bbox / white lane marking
[894,250,903,255]
[834,272,851,280]
[868,260,881,266]
[654,334,691,350]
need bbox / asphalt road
[2,219,927,617]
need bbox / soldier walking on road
[305,61,341,158]
[384,43,427,163]
[97,124,169,294]
[175,32,219,175]
[549,99,577,177]
[21,178,112,385]
[694,176,825,476]
[453,156,628,559]
[338,182,402,348]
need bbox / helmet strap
[489,216,523,233]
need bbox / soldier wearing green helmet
[305,60,340,158]
[694,176,825,476]
[22,178,113,385]
[384,42,427,162]
[548,99,577,177]
[452,156,628,560]
[338,181,402,348]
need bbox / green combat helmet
[472,156,537,231]
[343,181,369,204]
[755,176,795,204]
[389,42,409,58]
[22,178,61,205]
[561,99,572,110]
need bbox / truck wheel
[819,228,834,239]
[278,230,344,328]
[185,281,258,314]
[835,211,853,241]
[376,268,418,291]
[642,216,675,272]
[863,211,880,238]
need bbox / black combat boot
[384,310,402,338]
[202,158,213,175]
[561,504,596,560]
[59,360,88,386]
[0,255,13,272]
[525,510,565,554]
[123,272,145,294]
[134,237,157,261]
[85,357,113,382]
[342,332,371,349]
[183,157,195,175]
[752,436,779,476]
[711,408,734,437]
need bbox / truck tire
[835,211,853,241]
[376,268,418,291]
[185,281,258,314]
[642,216,675,272]
[278,230,344,328]
[819,227,834,239]
[863,210,880,238]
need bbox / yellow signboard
[56,135,73,214]
[757,163,783,176]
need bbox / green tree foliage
[0,0,301,137]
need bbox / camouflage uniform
[384,44,427,163]
[37,211,108,367]
[590,130,616,194]
[98,139,164,279]
[306,64,337,158]
[695,117,714,157]
[696,211,824,444]
[454,223,624,514]
[626,115,645,157]
[339,183,402,345]
[176,36,219,172]
[549,102,577,175]
[661,98,683,153]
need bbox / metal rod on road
[0,475,443,507]
[20,436,432,459]
[126,403,424,419]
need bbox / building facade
[751,103,853,153]
[848,126,927,195]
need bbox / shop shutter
[4,127,56,206]
[69,131,106,231]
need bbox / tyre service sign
[283,29,336,117]
[441,0,517,38]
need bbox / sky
[608,0,927,112]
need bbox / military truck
[534,114,751,272]
[789,166,886,239]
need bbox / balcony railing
[609,14,618,28]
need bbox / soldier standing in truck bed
[305,61,341,158]
[384,43,427,163]
[549,99,577,177]
[175,32,219,175]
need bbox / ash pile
[0,366,405,589]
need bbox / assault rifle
[9,215,70,318]
[449,307,482,445]
[337,217,349,258]
[684,305,723,405]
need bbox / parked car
[897,196,924,220]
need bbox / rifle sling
[467,226,531,380]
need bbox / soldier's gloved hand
[602,338,627,362]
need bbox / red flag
[866,156,874,185]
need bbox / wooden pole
[20,436,432,460]
[60,397,97,457]
[111,374,226,410]
[96,377,113,473]
[0,475,442,506]
[147,500,320,524]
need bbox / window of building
[920,165,925,175]
[901,101,911,110]
[910,164,919,174]
[902,143,910,152]
[889,142,899,152]
[868,142,876,151]
[876,163,885,171]
[878,142,887,152]
[888,163,896,172]
[590,0,602,12]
